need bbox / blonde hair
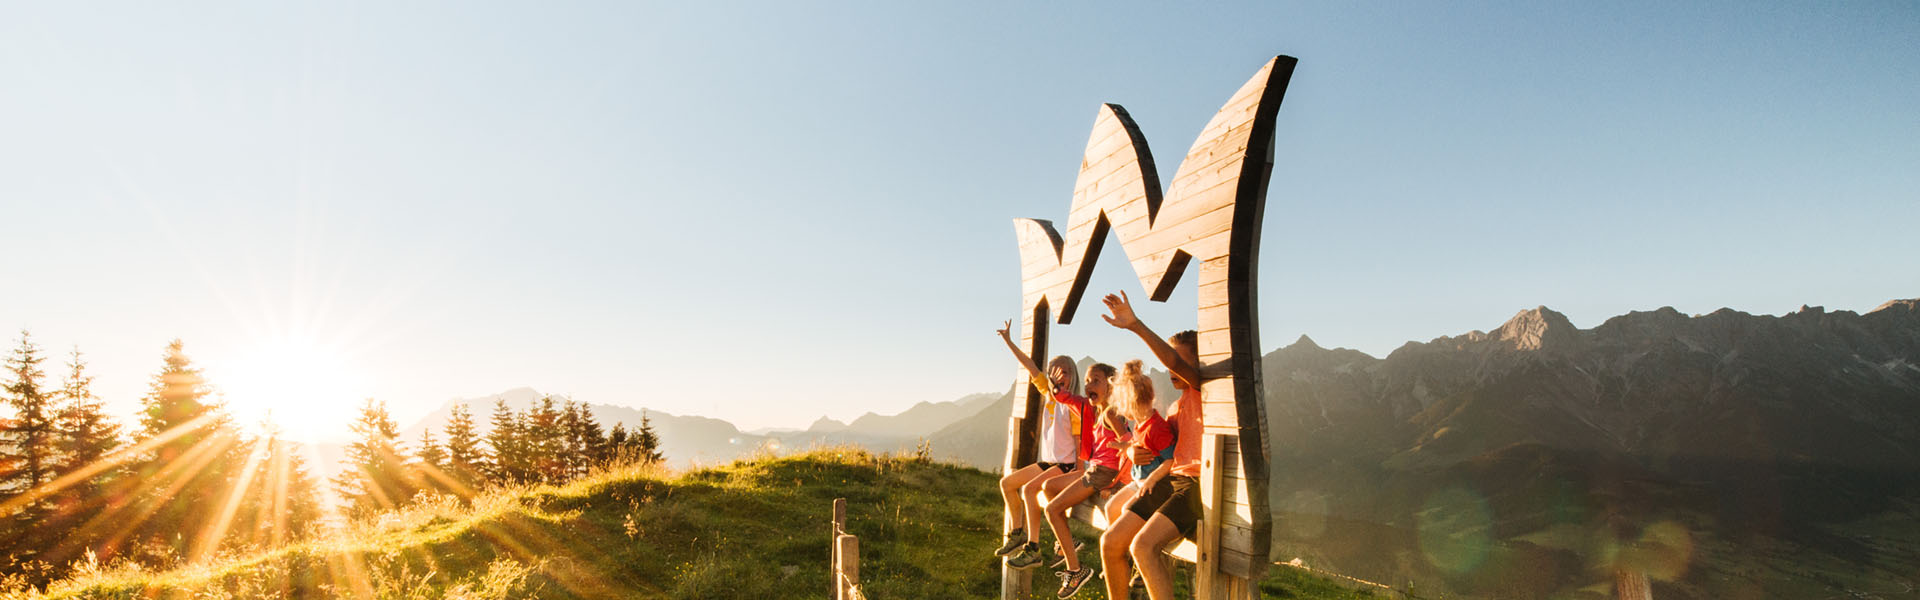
[1047,355,1082,397]
[1113,359,1156,423]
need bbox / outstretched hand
[1101,291,1141,330]
[996,319,1013,340]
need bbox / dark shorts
[1124,475,1201,541]
[1081,464,1120,490]
[1038,461,1077,474]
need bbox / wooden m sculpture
[1003,56,1296,599]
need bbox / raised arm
[996,319,1047,381]
[1099,291,1201,388]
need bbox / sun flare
[210,336,368,441]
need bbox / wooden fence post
[831,498,847,600]
[836,534,861,600]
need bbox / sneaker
[1049,555,1068,569]
[1007,543,1044,569]
[1056,567,1095,598]
[994,529,1028,557]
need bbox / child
[1037,362,1122,597]
[993,320,1085,570]
[1093,359,1177,598]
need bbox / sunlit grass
[11,447,1376,599]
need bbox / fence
[829,498,866,600]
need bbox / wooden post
[836,534,861,600]
[1616,568,1651,600]
[831,498,847,600]
[1005,55,1297,600]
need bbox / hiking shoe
[1007,543,1044,569]
[994,529,1028,557]
[1056,567,1095,598]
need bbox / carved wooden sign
[1003,56,1296,598]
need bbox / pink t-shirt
[1088,408,1129,471]
[1167,387,1204,477]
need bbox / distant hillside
[26,450,1376,599]
[401,388,1001,471]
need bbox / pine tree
[483,398,529,488]
[559,400,582,477]
[634,409,665,465]
[525,395,564,483]
[332,398,413,518]
[128,339,245,558]
[573,404,608,473]
[606,422,631,461]
[2,331,56,499]
[442,403,483,491]
[245,433,321,548]
[53,347,122,497]
[415,428,446,492]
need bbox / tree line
[331,393,665,519]
[0,331,664,589]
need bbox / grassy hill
[17,449,1378,599]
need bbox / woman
[993,320,1086,570]
[1096,291,1204,600]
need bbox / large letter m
[1005,56,1295,586]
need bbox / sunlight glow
[210,336,369,441]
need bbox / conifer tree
[54,347,121,480]
[573,404,608,472]
[634,409,665,465]
[606,422,631,461]
[484,399,527,485]
[526,395,564,482]
[442,403,483,490]
[332,398,413,518]
[415,428,446,491]
[2,331,56,498]
[245,433,321,548]
[129,339,245,557]
[559,400,583,476]
[44,347,123,549]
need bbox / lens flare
[1417,486,1494,574]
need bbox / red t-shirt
[1128,409,1175,481]
[1054,391,1098,463]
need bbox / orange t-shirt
[1166,386,1204,477]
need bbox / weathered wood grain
[1005,55,1297,599]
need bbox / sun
[210,336,369,442]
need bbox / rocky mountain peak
[1871,298,1919,314]
[1491,305,1580,351]
[1289,334,1322,350]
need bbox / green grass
[13,448,1381,599]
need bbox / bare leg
[1022,468,1072,538]
[999,465,1041,534]
[1105,482,1141,524]
[1100,512,1145,600]
[1130,514,1184,600]
[1044,479,1098,571]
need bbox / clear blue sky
[3,2,1916,438]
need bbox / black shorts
[1124,475,1201,541]
[1038,461,1077,474]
